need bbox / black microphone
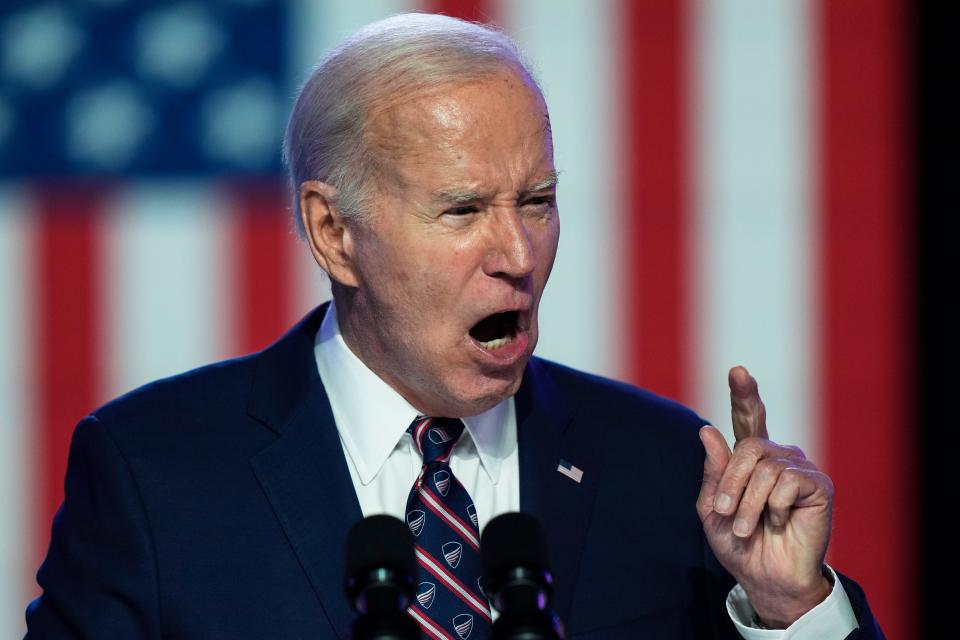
[344,515,421,640]
[480,513,565,640]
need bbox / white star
[201,77,279,169]
[1,4,84,89]
[66,81,154,170]
[135,3,224,88]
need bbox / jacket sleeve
[25,415,161,639]
[837,571,887,640]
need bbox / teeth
[478,334,512,350]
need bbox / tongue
[470,312,510,343]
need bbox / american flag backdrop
[0,0,913,637]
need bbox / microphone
[480,513,565,639]
[344,515,421,640]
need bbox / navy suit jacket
[26,305,884,639]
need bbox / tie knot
[408,416,464,464]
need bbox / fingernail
[715,494,731,512]
[733,518,750,537]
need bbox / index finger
[728,365,768,441]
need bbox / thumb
[697,425,732,517]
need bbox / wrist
[750,566,834,629]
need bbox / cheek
[361,234,413,287]
[533,220,560,277]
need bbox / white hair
[282,12,542,237]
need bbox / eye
[445,205,480,216]
[521,195,556,209]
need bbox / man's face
[338,69,559,417]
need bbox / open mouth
[469,311,520,351]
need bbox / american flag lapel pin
[557,459,584,483]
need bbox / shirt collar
[313,300,513,486]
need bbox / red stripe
[415,546,491,620]
[419,486,480,550]
[424,0,498,24]
[32,184,105,571]
[817,1,913,637]
[618,0,691,403]
[228,179,294,355]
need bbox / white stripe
[408,605,453,640]
[419,489,480,548]
[501,0,621,378]
[0,186,32,638]
[415,548,491,620]
[102,183,232,399]
[691,0,817,457]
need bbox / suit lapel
[246,303,362,639]
[516,358,600,623]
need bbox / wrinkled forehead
[368,69,551,154]
[365,70,554,193]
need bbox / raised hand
[697,366,834,628]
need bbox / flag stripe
[427,0,498,24]
[33,186,105,572]
[229,180,295,355]
[691,0,816,456]
[818,1,912,637]
[619,0,691,400]
[0,191,32,638]
[102,183,231,400]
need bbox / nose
[483,207,536,280]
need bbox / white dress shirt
[313,301,857,638]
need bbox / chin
[421,372,516,418]
[463,367,526,414]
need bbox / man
[26,13,884,639]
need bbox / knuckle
[734,437,766,458]
[768,488,794,509]
[789,444,807,458]
[780,466,805,483]
[813,470,836,496]
[754,457,784,479]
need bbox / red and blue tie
[405,417,491,640]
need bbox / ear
[299,180,361,288]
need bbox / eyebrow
[521,171,560,196]
[431,171,560,205]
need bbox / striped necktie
[404,416,491,640]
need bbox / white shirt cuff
[726,565,859,639]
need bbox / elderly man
[26,13,883,640]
